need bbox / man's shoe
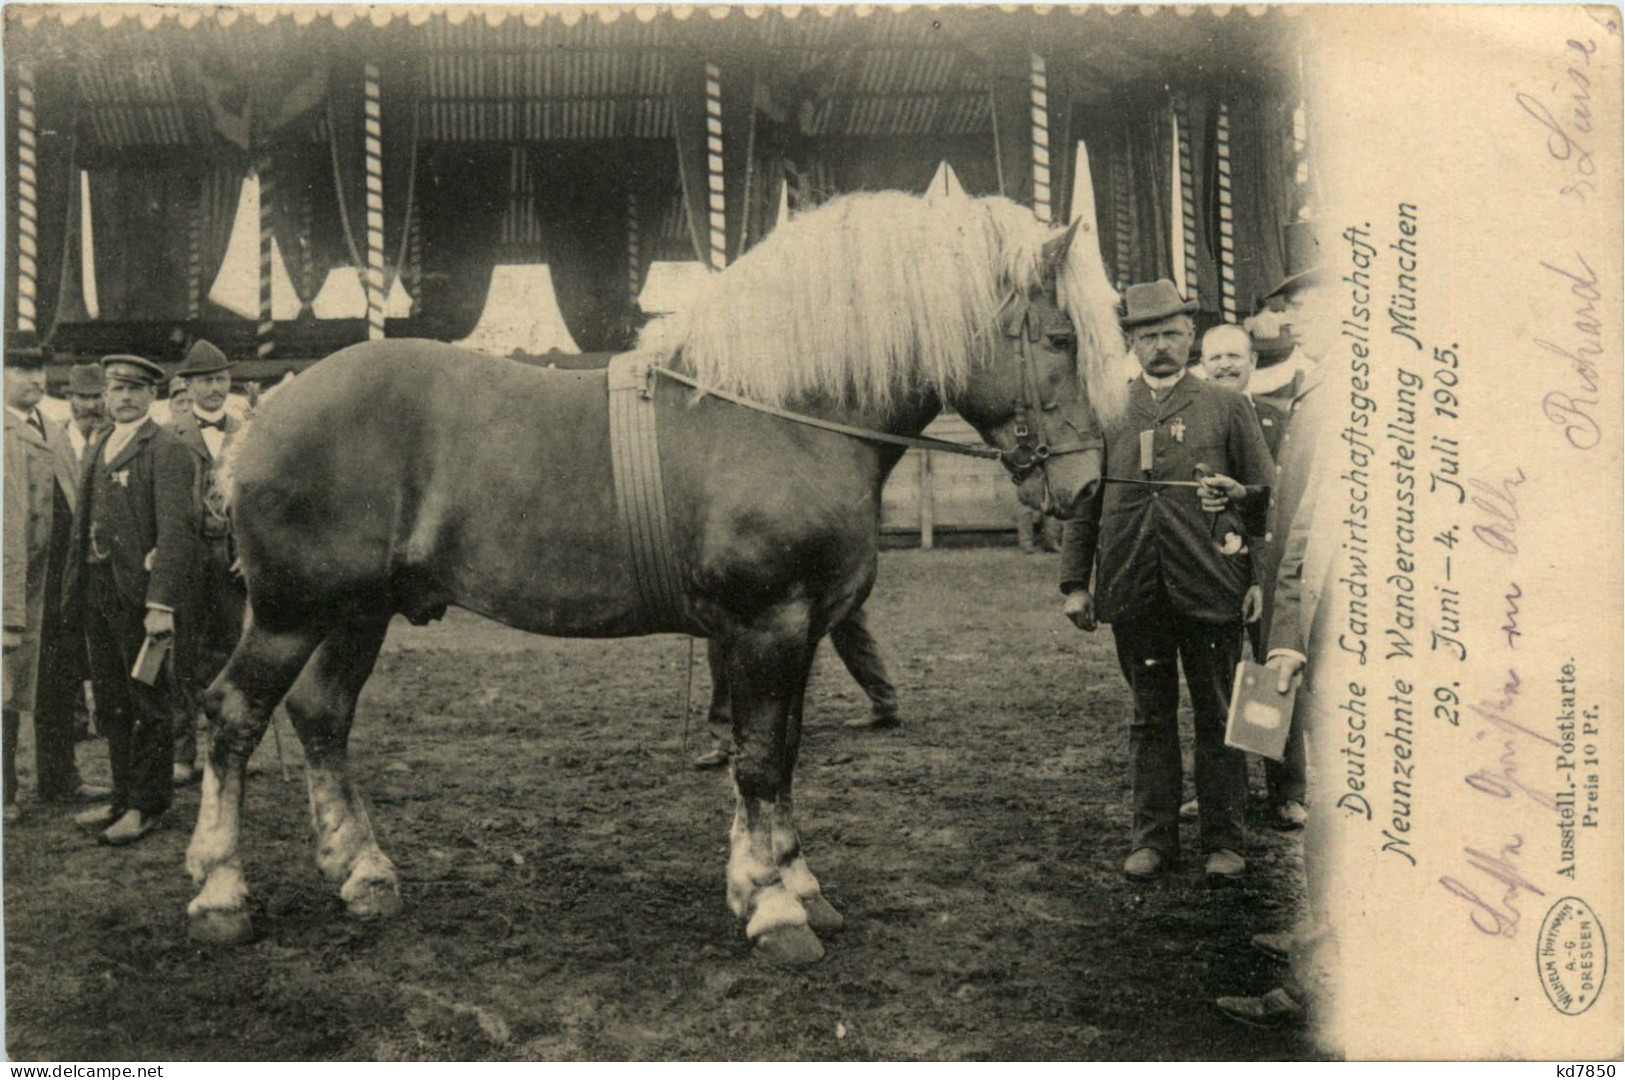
[1204,849,1247,882]
[73,805,119,830]
[1251,930,1295,962]
[172,763,199,786]
[1123,847,1167,881]
[1273,800,1308,830]
[1215,987,1305,1029]
[1179,798,1199,822]
[3,803,21,826]
[99,810,161,847]
[844,712,901,731]
[692,746,732,770]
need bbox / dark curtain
[1183,93,1222,315]
[1077,108,1123,287]
[527,143,638,353]
[418,145,509,341]
[196,163,245,319]
[327,58,419,299]
[1227,90,1296,317]
[88,166,192,322]
[817,135,1000,197]
[1124,96,1173,286]
[267,132,348,312]
[671,55,718,267]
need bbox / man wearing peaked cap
[1061,278,1275,885]
[61,353,200,845]
[165,339,243,785]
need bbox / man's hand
[2,628,22,652]
[1267,653,1305,694]
[144,607,175,640]
[1063,588,1097,632]
[1198,472,1245,513]
[1242,585,1262,624]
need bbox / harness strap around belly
[607,355,686,627]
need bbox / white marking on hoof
[744,883,808,939]
[801,894,845,934]
[341,855,403,920]
[188,865,248,916]
[781,855,821,899]
[752,923,825,967]
[188,906,254,946]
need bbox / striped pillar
[1176,100,1199,303]
[627,189,641,306]
[704,62,725,271]
[1111,137,1133,293]
[364,62,386,339]
[1029,53,1051,225]
[406,199,422,318]
[1215,103,1238,320]
[16,63,38,333]
[257,158,275,359]
[186,180,203,319]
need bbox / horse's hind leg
[722,604,833,967]
[187,611,322,944]
[280,616,398,919]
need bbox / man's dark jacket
[1061,374,1274,624]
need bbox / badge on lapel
[112,470,131,488]
[1170,418,1186,443]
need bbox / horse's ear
[1039,219,1084,285]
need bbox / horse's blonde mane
[636,191,1125,423]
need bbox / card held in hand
[131,634,171,687]
[1224,659,1296,761]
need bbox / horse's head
[953,220,1108,520]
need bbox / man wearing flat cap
[61,354,199,845]
[4,351,110,823]
[1060,280,1274,884]
[165,339,244,784]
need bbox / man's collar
[111,408,152,435]
[4,404,31,425]
[1140,368,1188,391]
[193,405,227,424]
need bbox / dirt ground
[3,548,1319,1061]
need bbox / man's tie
[27,410,47,439]
[197,416,227,432]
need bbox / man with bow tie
[1060,280,1274,884]
[62,355,199,845]
[4,351,111,823]
[164,340,245,785]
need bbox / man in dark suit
[1190,323,1307,831]
[1061,280,1274,883]
[164,339,245,784]
[4,352,109,823]
[63,355,199,845]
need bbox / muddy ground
[4,548,1317,1061]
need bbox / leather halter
[648,289,1099,488]
[994,289,1104,486]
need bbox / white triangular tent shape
[207,173,300,320]
[308,268,415,320]
[637,261,711,317]
[929,160,966,198]
[457,264,580,355]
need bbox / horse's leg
[186,611,323,945]
[781,653,844,935]
[280,616,398,920]
[723,605,831,966]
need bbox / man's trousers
[84,563,172,818]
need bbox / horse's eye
[1048,334,1075,352]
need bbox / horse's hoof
[344,879,404,920]
[802,894,845,933]
[753,923,826,967]
[189,907,254,946]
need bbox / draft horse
[186,191,1126,965]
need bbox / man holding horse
[63,354,200,846]
[165,339,246,785]
[1061,280,1273,884]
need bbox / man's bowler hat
[1262,221,1327,301]
[1120,279,1199,328]
[67,363,104,395]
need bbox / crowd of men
[3,340,246,845]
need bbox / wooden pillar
[364,61,385,339]
[257,157,274,360]
[16,63,38,334]
[186,179,204,320]
[705,62,725,272]
[1216,103,1238,320]
[1029,54,1051,225]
